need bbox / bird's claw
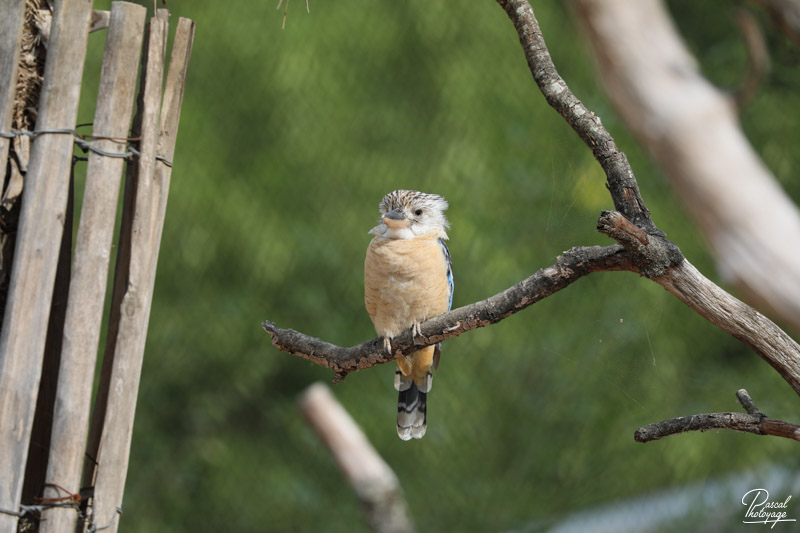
[411,321,427,346]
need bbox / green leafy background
[73,1,800,531]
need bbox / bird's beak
[382,210,410,229]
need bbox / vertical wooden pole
[20,171,73,507]
[147,16,195,291]
[0,1,92,530]
[37,4,146,533]
[0,0,26,177]
[0,5,39,502]
[86,13,194,533]
[83,15,168,495]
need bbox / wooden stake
[39,3,146,532]
[0,1,93,530]
[0,0,26,177]
[82,10,168,519]
[87,15,194,533]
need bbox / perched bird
[364,190,454,440]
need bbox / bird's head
[369,189,450,240]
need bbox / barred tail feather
[395,369,431,440]
[397,384,427,440]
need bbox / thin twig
[736,388,764,416]
[277,0,310,29]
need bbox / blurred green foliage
[71,1,800,531]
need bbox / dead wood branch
[635,389,800,443]
[597,211,800,394]
[496,0,658,237]
[264,245,632,382]
[298,383,415,533]
[498,0,800,395]
[262,0,800,408]
[571,0,800,332]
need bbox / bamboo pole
[0,1,93,530]
[86,15,194,533]
[19,174,73,509]
[2,1,42,507]
[82,11,168,513]
[0,0,26,178]
[146,16,195,301]
[38,4,146,532]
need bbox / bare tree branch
[495,0,659,236]
[652,260,800,393]
[496,0,800,395]
[262,0,800,407]
[635,389,800,443]
[571,0,800,332]
[298,383,414,533]
[736,388,764,416]
[597,211,800,394]
[263,245,632,382]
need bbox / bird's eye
[414,209,423,216]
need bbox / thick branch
[571,0,800,332]
[635,389,800,443]
[598,210,800,394]
[499,0,800,397]
[298,383,415,533]
[653,259,800,394]
[264,0,800,404]
[263,245,632,381]
[495,0,658,235]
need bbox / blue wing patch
[433,238,453,372]
[438,238,453,310]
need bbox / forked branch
[263,0,800,404]
[495,0,800,395]
[635,389,800,443]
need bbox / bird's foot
[411,321,427,346]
